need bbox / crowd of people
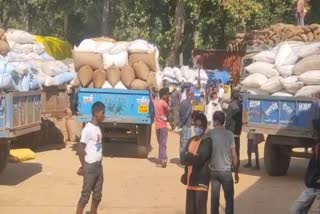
[74,80,320,214]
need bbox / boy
[244,131,264,170]
[76,101,105,214]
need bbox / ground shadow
[0,162,42,186]
[35,144,65,153]
[233,158,308,214]
[102,142,149,159]
[148,157,158,164]
[170,158,181,166]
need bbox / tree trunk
[101,0,110,36]
[166,0,185,67]
[63,11,69,39]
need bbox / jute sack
[120,65,135,88]
[107,66,121,87]
[130,79,148,90]
[299,70,320,85]
[129,52,156,71]
[0,40,9,55]
[133,61,150,81]
[293,55,320,75]
[147,72,158,90]
[1,34,6,42]
[66,116,83,142]
[73,51,103,70]
[295,86,320,97]
[78,65,93,87]
[54,118,69,143]
[93,69,107,88]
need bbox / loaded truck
[76,88,152,158]
[240,50,319,176]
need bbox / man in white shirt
[206,91,222,129]
[76,101,105,214]
[218,79,225,100]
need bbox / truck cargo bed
[242,95,320,139]
[77,88,151,124]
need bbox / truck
[241,49,318,176]
[0,91,42,173]
[76,88,152,158]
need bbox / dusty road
[0,129,310,214]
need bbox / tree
[166,0,185,67]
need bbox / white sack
[5,29,35,45]
[173,67,183,82]
[113,51,128,68]
[102,81,113,89]
[272,91,293,97]
[295,86,320,97]
[241,73,268,88]
[40,61,69,77]
[95,42,115,54]
[114,81,127,90]
[260,76,284,94]
[154,46,160,72]
[299,70,320,85]
[294,42,320,58]
[280,76,304,94]
[275,65,294,77]
[199,69,208,81]
[128,39,152,54]
[275,43,300,66]
[245,62,279,78]
[162,76,178,84]
[162,67,175,79]
[253,50,276,64]
[245,88,269,96]
[75,39,97,52]
[109,42,129,55]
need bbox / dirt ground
[0,128,313,214]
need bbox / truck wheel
[264,135,291,176]
[0,140,9,173]
[136,125,152,158]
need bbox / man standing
[179,88,193,165]
[206,91,222,129]
[208,111,239,214]
[290,144,320,214]
[153,88,170,168]
[296,0,305,26]
[170,83,181,132]
[225,92,242,170]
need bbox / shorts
[247,139,258,153]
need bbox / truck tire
[264,135,291,176]
[136,125,152,158]
[0,140,9,173]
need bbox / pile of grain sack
[161,66,208,85]
[241,41,320,97]
[228,23,320,53]
[72,39,161,90]
[0,28,75,91]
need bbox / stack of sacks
[73,38,161,90]
[241,41,320,97]
[0,29,75,91]
[160,66,208,85]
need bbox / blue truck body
[0,91,42,138]
[242,94,319,139]
[76,88,152,158]
[77,88,152,124]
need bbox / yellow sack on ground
[35,36,72,60]
[10,149,35,163]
